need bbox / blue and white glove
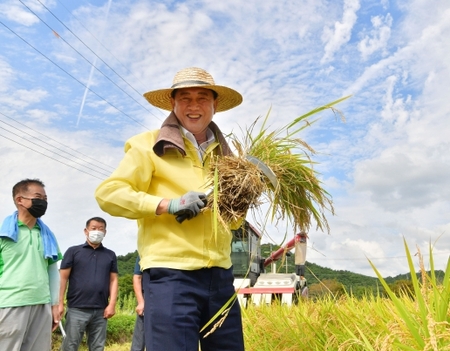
[168,191,207,222]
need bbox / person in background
[294,231,308,297]
[130,255,145,351]
[0,178,62,351]
[95,67,245,351]
[59,217,118,351]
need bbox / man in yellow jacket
[95,67,245,351]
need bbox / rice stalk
[207,155,266,224]
[208,96,350,233]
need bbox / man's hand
[51,305,60,332]
[135,301,144,316]
[58,302,65,320]
[104,304,116,319]
[168,191,207,220]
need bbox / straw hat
[143,67,243,112]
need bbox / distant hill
[117,247,445,294]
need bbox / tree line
[115,247,445,304]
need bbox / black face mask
[26,198,48,218]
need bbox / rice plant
[207,96,350,234]
[241,240,450,351]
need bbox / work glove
[168,191,207,222]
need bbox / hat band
[171,80,212,89]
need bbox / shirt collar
[180,126,213,146]
[83,241,104,249]
[18,219,39,229]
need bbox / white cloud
[354,150,450,211]
[358,13,392,60]
[26,108,59,124]
[380,75,411,126]
[344,8,450,96]
[321,0,361,63]
[0,88,48,110]
[0,57,13,92]
[0,0,55,26]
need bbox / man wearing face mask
[0,178,62,351]
[59,217,118,351]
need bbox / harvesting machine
[231,221,308,306]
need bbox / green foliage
[384,270,446,285]
[118,274,134,304]
[116,250,139,276]
[106,314,136,344]
[389,279,415,298]
[116,251,139,312]
[120,292,138,315]
[115,286,137,315]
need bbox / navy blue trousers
[142,266,245,351]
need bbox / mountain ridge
[116,249,442,290]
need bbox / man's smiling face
[170,87,218,139]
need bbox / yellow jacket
[95,113,235,271]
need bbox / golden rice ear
[206,96,350,233]
[231,139,244,157]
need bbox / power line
[0,0,169,179]
[37,0,145,95]
[0,111,115,175]
[0,132,106,180]
[0,124,110,178]
[19,0,162,123]
[0,19,150,131]
[54,0,156,99]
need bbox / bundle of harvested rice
[208,155,266,224]
[207,96,350,233]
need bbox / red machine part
[263,232,307,267]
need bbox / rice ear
[209,96,350,233]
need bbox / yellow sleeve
[95,133,163,219]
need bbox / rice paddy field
[246,243,450,351]
[52,292,450,351]
[52,242,450,351]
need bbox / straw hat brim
[143,85,243,112]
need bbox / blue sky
[1,0,449,277]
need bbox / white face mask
[88,230,105,244]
